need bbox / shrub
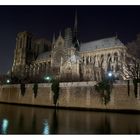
[51,80,60,106]
[33,83,38,98]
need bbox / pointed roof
[74,10,78,33]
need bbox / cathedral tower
[12,31,32,79]
[73,11,78,39]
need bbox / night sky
[0,5,140,74]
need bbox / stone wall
[0,81,140,111]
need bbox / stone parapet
[0,82,140,111]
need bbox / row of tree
[20,80,60,107]
[95,34,140,104]
[121,34,140,98]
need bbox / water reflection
[0,119,9,134]
[32,113,37,133]
[18,113,24,132]
[0,103,140,134]
[43,120,49,135]
[50,109,58,134]
[94,115,111,134]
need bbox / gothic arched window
[86,57,89,64]
[114,52,118,62]
[20,39,22,48]
[107,53,111,60]
[107,57,112,71]
[83,56,84,63]
[93,55,96,65]
[100,54,104,68]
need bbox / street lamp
[6,79,10,84]
[44,76,51,83]
[108,72,112,77]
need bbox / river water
[0,103,140,134]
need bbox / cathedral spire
[74,10,78,37]
[73,10,80,51]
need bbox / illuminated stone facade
[11,30,126,82]
[11,15,126,82]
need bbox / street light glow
[44,76,51,81]
[2,119,9,134]
[46,76,50,80]
[6,79,10,83]
[43,120,49,134]
[108,72,112,77]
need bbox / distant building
[11,14,126,82]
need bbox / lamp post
[44,76,51,83]
[108,71,112,78]
[6,79,10,84]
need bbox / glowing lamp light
[44,76,51,82]
[6,79,10,84]
[2,119,9,134]
[46,76,50,80]
[108,72,112,77]
[43,120,49,135]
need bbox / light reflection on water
[0,103,140,134]
[0,119,9,134]
[43,120,49,135]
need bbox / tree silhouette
[33,83,38,98]
[20,83,26,96]
[120,34,140,98]
[50,109,58,134]
[51,80,60,107]
[95,78,113,105]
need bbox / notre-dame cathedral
[11,13,126,82]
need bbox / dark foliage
[51,80,60,106]
[122,34,140,98]
[20,83,26,96]
[33,83,38,98]
[127,80,130,96]
[50,109,58,134]
[95,79,113,105]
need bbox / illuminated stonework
[11,15,126,82]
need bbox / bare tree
[120,34,140,97]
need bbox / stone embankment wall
[0,81,140,111]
